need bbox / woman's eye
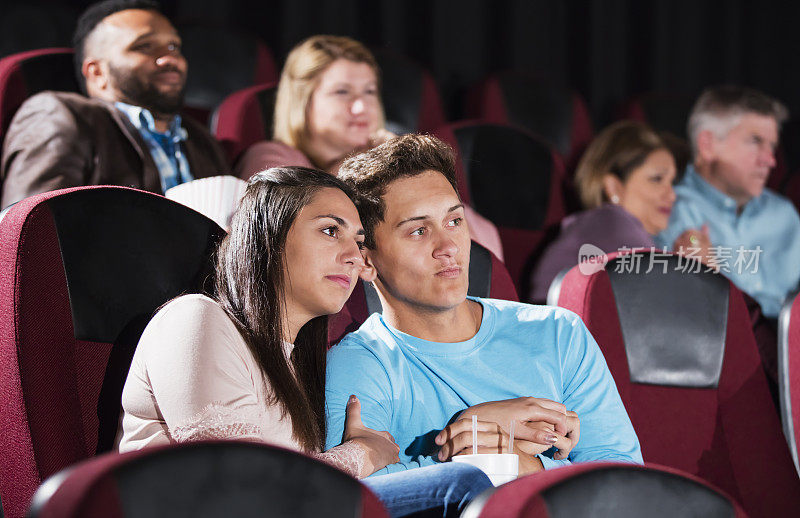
[335,89,350,95]
[357,240,366,250]
[322,226,338,237]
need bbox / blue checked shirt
[115,102,194,192]
[656,165,800,318]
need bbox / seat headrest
[606,253,729,388]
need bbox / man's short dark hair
[338,134,460,249]
[72,0,162,91]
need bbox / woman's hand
[369,128,397,148]
[341,395,400,477]
[673,224,716,268]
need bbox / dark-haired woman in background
[119,166,492,516]
[529,121,692,302]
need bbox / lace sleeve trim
[170,402,263,442]
[315,441,367,479]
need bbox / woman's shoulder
[234,139,315,179]
[138,294,243,355]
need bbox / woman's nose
[351,98,365,115]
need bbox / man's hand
[451,397,569,439]
[341,395,400,477]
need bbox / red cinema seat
[466,72,593,171]
[329,240,517,345]
[0,186,225,518]
[434,121,566,298]
[372,48,447,134]
[0,48,79,145]
[463,462,747,518]
[211,82,277,165]
[178,25,277,125]
[778,290,800,476]
[27,441,388,518]
[556,251,800,518]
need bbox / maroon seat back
[0,47,78,144]
[465,462,746,518]
[373,48,447,134]
[178,25,277,125]
[556,251,800,518]
[328,240,517,345]
[211,82,277,165]
[0,186,224,518]
[778,290,800,476]
[434,121,566,298]
[28,441,388,518]
[466,72,593,172]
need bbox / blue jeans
[362,462,493,517]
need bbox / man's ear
[82,58,108,94]
[696,129,717,164]
[359,249,378,283]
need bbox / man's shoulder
[480,297,580,319]
[20,90,111,114]
[759,188,800,216]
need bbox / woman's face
[305,58,381,158]
[616,148,677,235]
[282,187,366,327]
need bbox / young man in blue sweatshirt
[325,134,642,477]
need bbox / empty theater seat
[328,240,517,345]
[462,462,746,518]
[178,25,277,125]
[27,441,388,518]
[0,48,79,144]
[0,186,224,518]
[556,250,800,518]
[372,48,447,134]
[466,72,593,170]
[211,82,277,165]
[778,290,800,476]
[434,121,566,298]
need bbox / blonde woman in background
[234,35,505,260]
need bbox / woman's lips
[435,267,462,278]
[326,275,351,289]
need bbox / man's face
[90,9,187,115]
[703,113,778,206]
[364,170,471,313]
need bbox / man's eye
[410,227,425,236]
[357,240,366,250]
[447,217,463,227]
[168,43,181,52]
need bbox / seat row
[1,185,798,517]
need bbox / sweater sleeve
[131,296,267,442]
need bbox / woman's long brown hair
[214,166,358,452]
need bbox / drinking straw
[508,420,515,454]
[472,414,478,455]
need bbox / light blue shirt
[656,165,800,318]
[115,102,193,192]
[325,297,642,476]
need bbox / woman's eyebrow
[313,214,347,227]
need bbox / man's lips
[153,71,185,85]
[326,275,352,289]
[435,266,462,278]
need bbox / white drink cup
[451,453,519,486]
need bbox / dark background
[2,0,799,128]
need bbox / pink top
[234,140,505,261]
[119,294,365,477]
